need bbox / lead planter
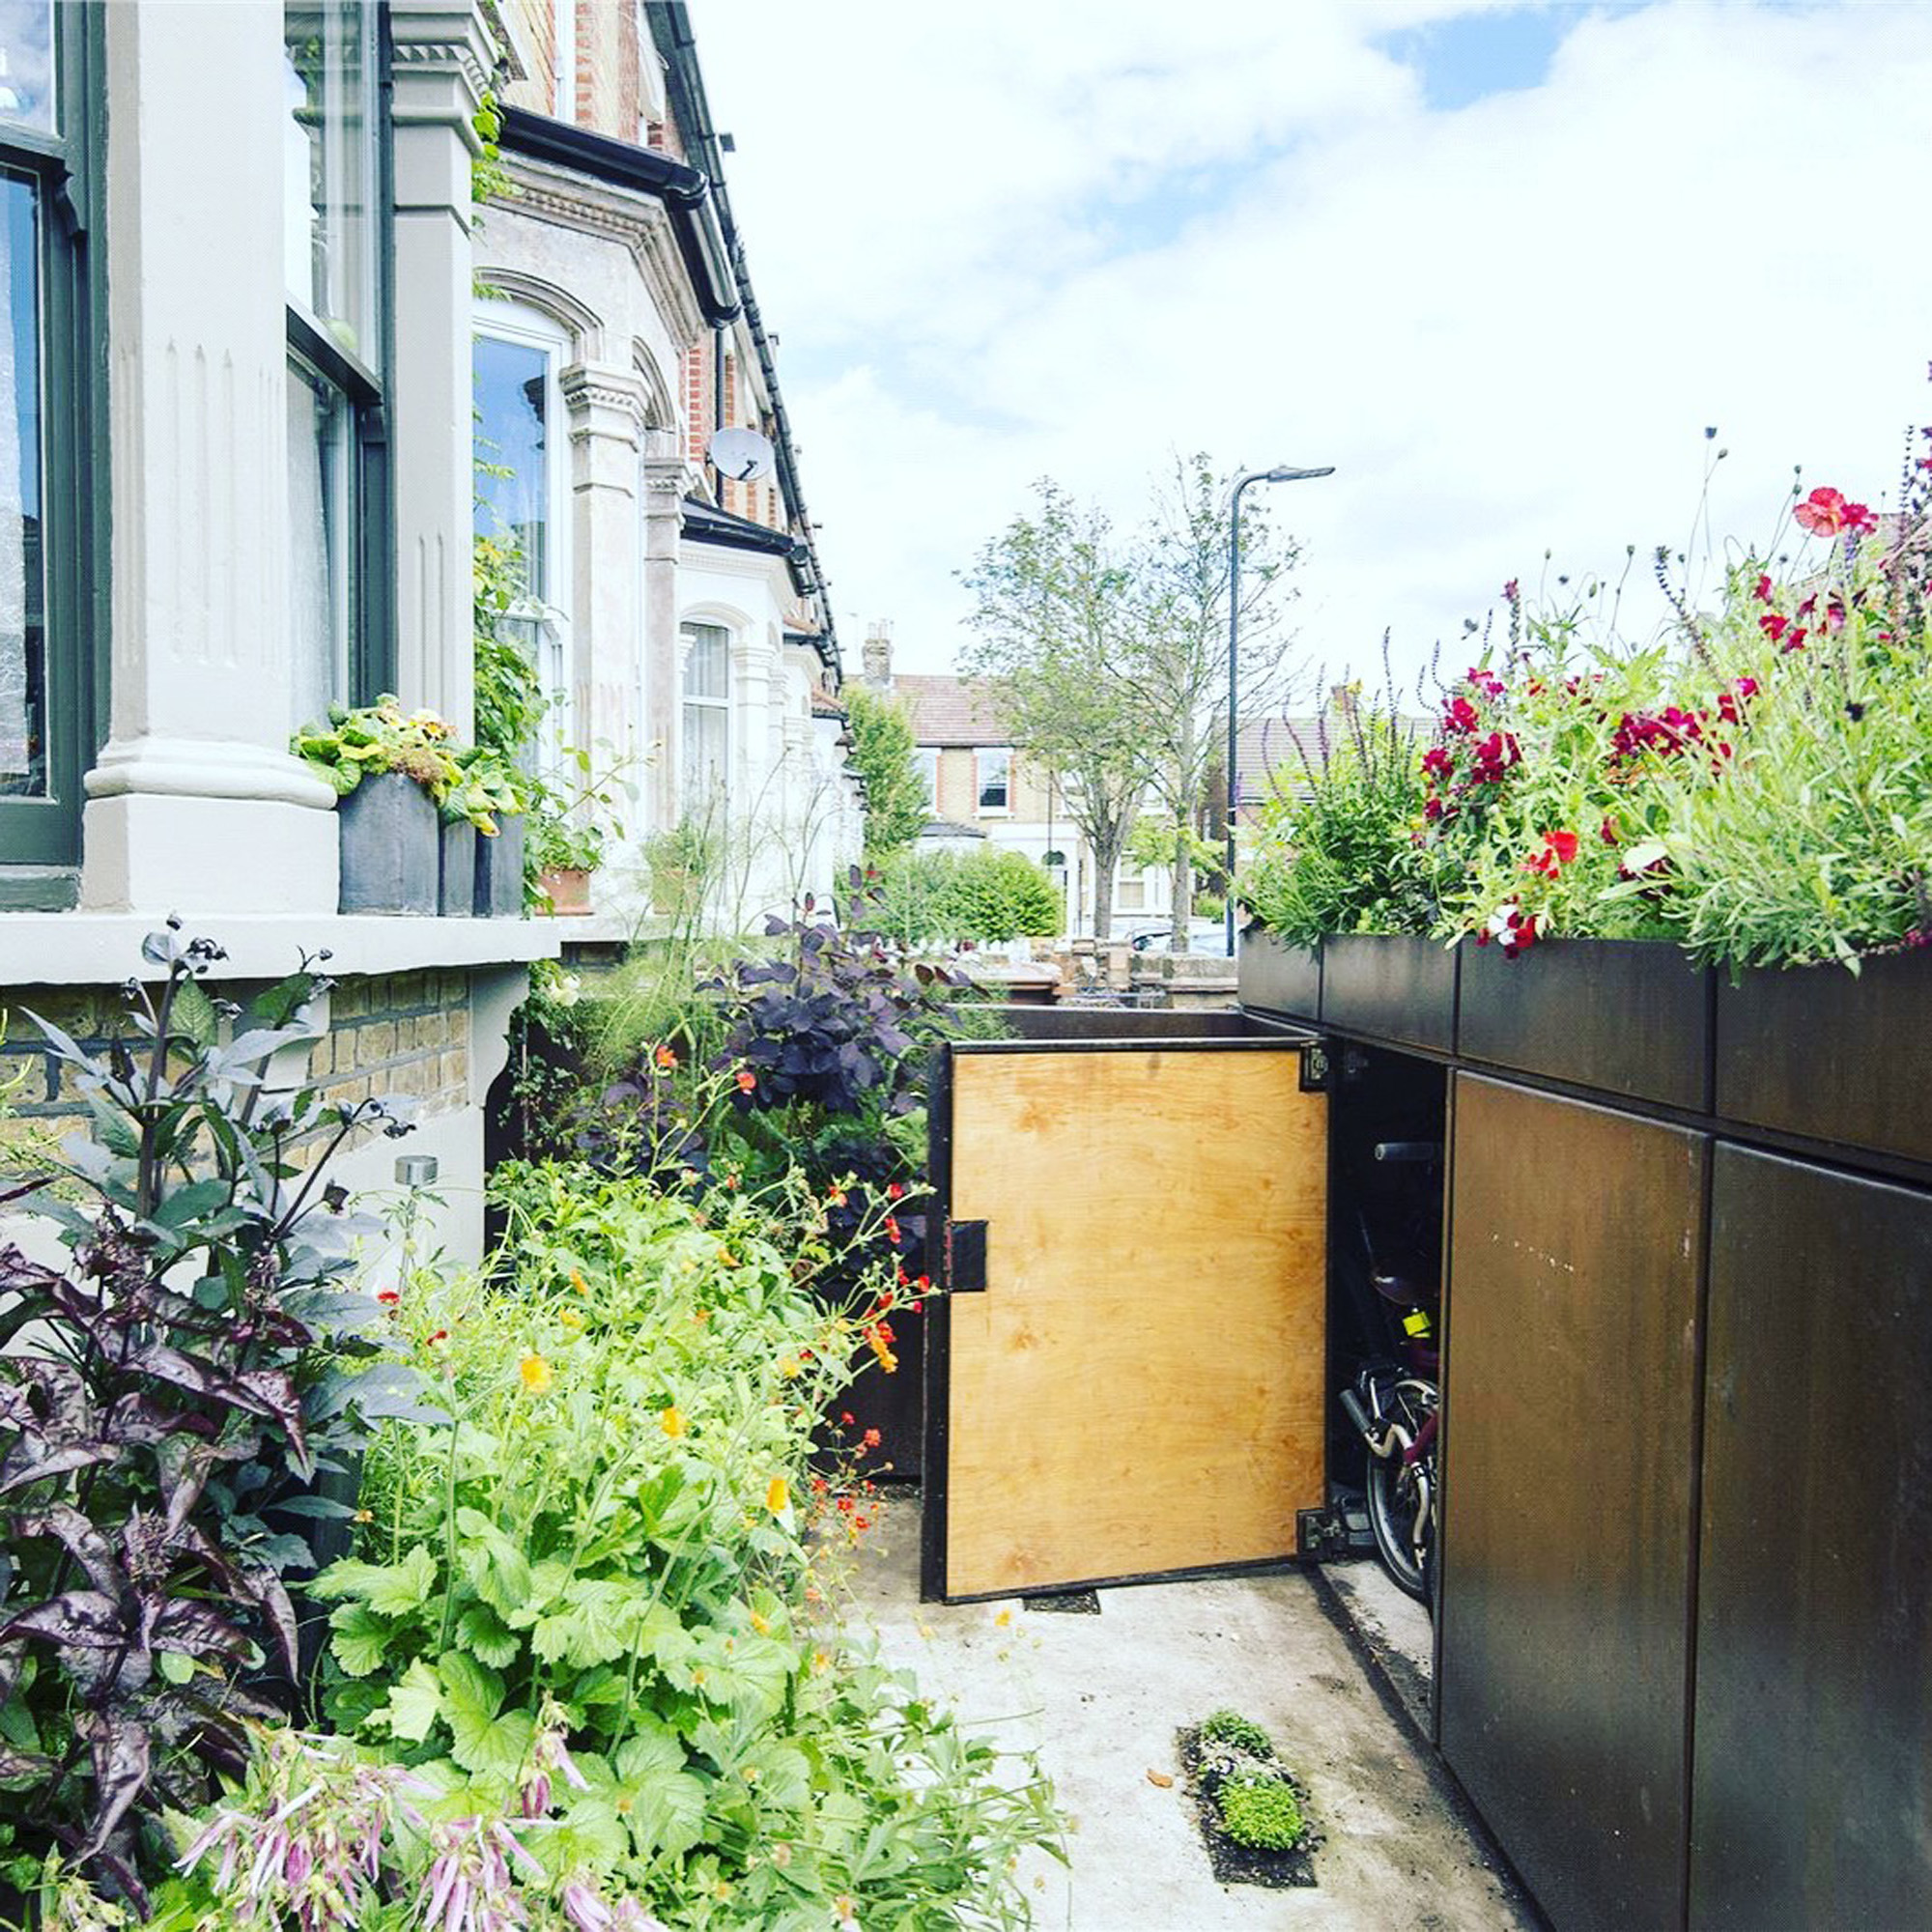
[337,772,438,916]
[473,813,526,918]
[1458,937,1711,1111]
[438,819,475,918]
[1716,948,1932,1167]
[1237,930,1321,1021]
[1319,933,1457,1052]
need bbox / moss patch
[1179,1713,1319,1890]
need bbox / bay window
[0,0,100,891]
[283,0,390,731]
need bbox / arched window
[682,621,730,809]
[472,298,573,762]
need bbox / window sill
[0,911,562,985]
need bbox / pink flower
[1793,485,1877,538]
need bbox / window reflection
[287,359,351,735]
[473,334,551,601]
[0,173,43,796]
[0,2,54,135]
[682,624,729,808]
[284,1,376,355]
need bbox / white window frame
[473,298,574,766]
[680,619,733,812]
[914,746,938,810]
[976,746,1011,816]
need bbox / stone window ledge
[0,913,562,985]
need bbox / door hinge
[1298,1041,1331,1093]
[1297,1507,1350,1560]
[947,1219,988,1294]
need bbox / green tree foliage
[873,847,1064,946]
[960,483,1146,939]
[843,686,929,857]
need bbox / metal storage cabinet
[1690,1147,1932,1928]
[1438,1075,1706,1931]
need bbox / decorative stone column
[388,1,494,736]
[640,456,696,836]
[81,1,337,913]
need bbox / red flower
[1442,696,1480,735]
[1523,829,1579,877]
[883,1216,901,1246]
[1421,746,1454,780]
[1600,816,1620,845]
[839,1410,855,1427]
[377,1289,400,1307]
[1466,667,1505,699]
[863,1428,881,1450]
[1793,485,1877,538]
[1751,574,1774,603]
[886,1181,905,1200]
[1423,796,1444,822]
[734,1068,757,1094]
[1759,611,1788,641]
[1783,628,1807,654]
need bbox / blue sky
[696,1,1932,689]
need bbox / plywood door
[939,1044,1327,1601]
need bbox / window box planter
[1237,931,1321,1022]
[336,772,438,916]
[438,819,475,919]
[537,864,593,916]
[1715,948,1932,1167]
[1458,937,1711,1111]
[1319,933,1457,1052]
[473,815,525,918]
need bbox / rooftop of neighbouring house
[890,673,1008,748]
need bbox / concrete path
[836,1493,1537,1931]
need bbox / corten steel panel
[1690,1148,1932,1929]
[1458,938,1712,1112]
[1715,951,1932,1168]
[1320,934,1457,1052]
[1238,930,1322,1021]
[1439,1075,1706,1931]
[938,1044,1326,1599]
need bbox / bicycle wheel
[1364,1377,1437,1605]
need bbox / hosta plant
[0,926,433,1912]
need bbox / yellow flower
[778,1355,801,1379]
[518,1353,554,1394]
[660,1406,686,1439]
[811,1647,831,1675]
[558,1308,584,1333]
[569,1269,588,1296]
[994,1607,1012,1628]
[765,1475,789,1515]
[749,1608,771,1635]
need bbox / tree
[1121,452,1303,944]
[959,482,1147,941]
[843,685,928,858]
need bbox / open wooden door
[921,1036,1329,1603]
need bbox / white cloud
[695,0,1932,687]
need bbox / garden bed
[1177,1715,1320,1890]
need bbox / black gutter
[498,104,739,327]
[648,2,840,678]
[681,495,797,558]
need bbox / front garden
[0,897,1059,1930]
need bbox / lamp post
[1225,465,1336,958]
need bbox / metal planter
[1319,933,1457,1052]
[336,772,438,916]
[1237,930,1321,1021]
[473,813,526,918]
[438,819,476,919]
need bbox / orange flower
[654,1043,678,1070]
[519,1353,554,1394]
[660,1406,687,1438]
[766,1475,790,1515]
[734,1068,757,1094]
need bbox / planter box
[473,814,526,918]
[1320,933,1456,1052]
[1237,930,1321,1021]
[537,865,593,916]
[1458,938,1711,1111]
[438,820,475,919]
[337,773,437,916]
[1716,949,1932,1167]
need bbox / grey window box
[337,773,438,916]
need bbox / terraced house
[0,0,852,1257]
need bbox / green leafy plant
[0,927,434,1913]
[292,697,463,805]
[1197,1709,1274,1757]
[870,848,1062,946]
[1217,1775,1304,1853]
[305,1164,1060,1925]
[842,687,928,859]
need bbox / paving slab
[834,1493,1538,1931]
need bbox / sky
[694,1,1932,697]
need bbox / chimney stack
[864,618,893,687]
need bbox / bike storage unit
[1236,928,1932,1930]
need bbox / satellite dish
[707,427,776,484]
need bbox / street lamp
[1225,464,1336,958]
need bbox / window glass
[0,3,53,134]
[473,333,552,601]
[977,747,1010,812]
[284,0,377,356]
[682,623,729,806]
[913,747,937,808]
[0,171,41,797]
[287,358,352,733]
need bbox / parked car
[1124,920,1230,955]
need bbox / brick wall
[0,972,471,1167]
